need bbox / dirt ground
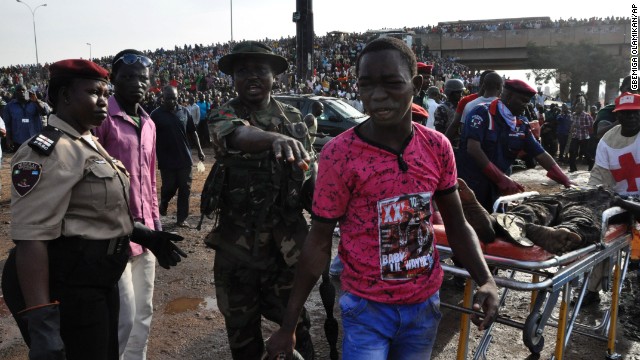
[2,149,640,360]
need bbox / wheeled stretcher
[435,193,634,360]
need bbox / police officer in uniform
[1,59,186,360]
[205,41,316,359]
[456,79,573,211]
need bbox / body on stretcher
[435,192,634,360]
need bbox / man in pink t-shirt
[267,37,499,360]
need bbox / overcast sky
[1,0,633,66]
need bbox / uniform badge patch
[12,161,42,197]
[470,114,484,129]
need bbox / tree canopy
[526,41,628,103]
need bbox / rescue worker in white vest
[584,92,640,305]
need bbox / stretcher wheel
[523,312,545,354]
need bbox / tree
[526,41,628,104]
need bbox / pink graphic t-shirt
[313,123,457,304]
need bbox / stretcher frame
[436,193,633,360]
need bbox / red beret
[504,79,536,97]
[417,62,433,74]
[49,59,109,81]
[411,103,429,120]
[614,92,640,112]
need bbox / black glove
[131,222,187,269]
[20,303,66,360]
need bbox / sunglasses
[113,53,153,67]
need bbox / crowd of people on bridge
[408,15,630,34]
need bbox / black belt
[107,236,130,255]
[48,235,131,259]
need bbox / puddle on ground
[164,296,218,314]
[201,296,218,311]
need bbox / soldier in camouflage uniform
[205,41,316,360]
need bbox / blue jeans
[329,255,343,276]
[340,291,442,360]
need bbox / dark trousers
[541,133,558,158]
[197,120,211,148]
[586,137,598,171]
[569,138,589,172]
[160,166,193,223]
[214,250,313,360]
[557,134,569,159]
[2,239,128,360]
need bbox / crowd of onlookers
[408,16,630,34]
[0,31,479,120]
[0,15,627,126]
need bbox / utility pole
[293,0,314,85]
[16,0,47,65]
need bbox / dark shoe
[575,290,601,306]
[176,221,190,228]
[203,232,215,249]
[159,204,168,216]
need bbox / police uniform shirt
[459,100,544,173]
[10,114,133,241]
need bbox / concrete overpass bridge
[416,21,631,70]
[412,20,630,102]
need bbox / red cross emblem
[610,153,640,192]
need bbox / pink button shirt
[94,96,160,256]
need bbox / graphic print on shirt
[378,193,435,280]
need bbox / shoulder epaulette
[281,102,301,114]
[28,125,62,156]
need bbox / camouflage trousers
[508,187,615,247]
[214,248,313,360]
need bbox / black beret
[49,59,109,81]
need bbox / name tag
[22,118,29,123]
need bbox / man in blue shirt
[457,79,572,211]
[196,92,210,120]
[3,84,50,151]
[151,86,205,227]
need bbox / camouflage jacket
[206,97,316,267]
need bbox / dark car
[273,94,368,151]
